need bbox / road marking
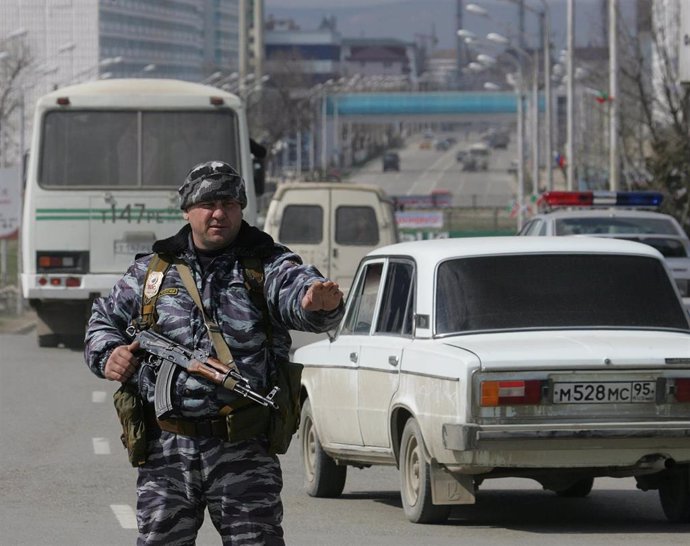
[111,504,137,529]
[92,437,111,455]
[92,390,107,403]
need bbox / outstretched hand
[301,281,343,312]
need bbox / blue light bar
[539,191,664,210]
[614,191,664,207]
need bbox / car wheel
[555,477,594,498]
[399,418,450,524]
[300,398,346,498]
[659,465,690,523]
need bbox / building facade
[0,0,245,164]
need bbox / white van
[468,142,490,170]
[263,182,398,292]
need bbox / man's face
[183,199,243,250]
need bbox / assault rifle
[127,327,279,419]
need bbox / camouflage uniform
[85,218,343,545]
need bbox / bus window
[41,111,138,187]
[39,110,240,189]
[142,111,239,187]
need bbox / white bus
[21,78,264,347]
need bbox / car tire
[399,418,450,524]
[300,398,346,498]
[659,465,690,523]
[555,477,594,498]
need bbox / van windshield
[40,110,239,188]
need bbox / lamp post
[566,0,575,190]
[502,0,553,191]
[609,0,619,191]
[469,44,528,229]
[486,32,539,200]
[466,2,543,197]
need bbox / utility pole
[566,0,575,190]
[609,0,619,191]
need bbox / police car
[519,191,690,301]
[295,237,690,525]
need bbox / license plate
[114,240,154,255]
[552,381,656,404]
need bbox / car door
[357,259,415,448]
[323,260,387,446]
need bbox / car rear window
[555,216,679,236]
[435,254,689,334]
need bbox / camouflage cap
[178,160,247,210]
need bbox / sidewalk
[0,308,37,334]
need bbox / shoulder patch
[144,271,164,300]
[159,288,179,296]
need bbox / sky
[268,0,408,6]
[264,0,621,52]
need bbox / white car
[519,191,690,300]
[294,236,690,524]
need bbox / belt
[156,416,229,440]
[144,405,228,440]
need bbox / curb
[12,321,37,335]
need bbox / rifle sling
[175,262,236,371]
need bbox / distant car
[295,236,690,524]
[382,151,400,171]
[419,139,432,150]
[435,139,450,151]
[507,159,518,174]
[518,190,690,299]
[455,149,467,162]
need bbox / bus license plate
[552,381,656,404]
[114,240,154,255]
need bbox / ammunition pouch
[266,360,304,455]
[113,382,148,467]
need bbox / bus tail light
[37,276,82,288]
[480,380,544,406]
[37,251,88,273]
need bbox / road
[351,130,517,208]
[1,331,688,545]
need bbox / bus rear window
[40,110,239,188]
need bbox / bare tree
[0,37,32,167]
[247,50,320,175]
[617,1,690,228]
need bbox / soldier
[85,160,344,545]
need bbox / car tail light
[671,379,690,402]
[480,380,543,406]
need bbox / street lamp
[480,55,528,231]
[487,31,540,198]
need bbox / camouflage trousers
[136,432,284,546]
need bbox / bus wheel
[37,333,60,348]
